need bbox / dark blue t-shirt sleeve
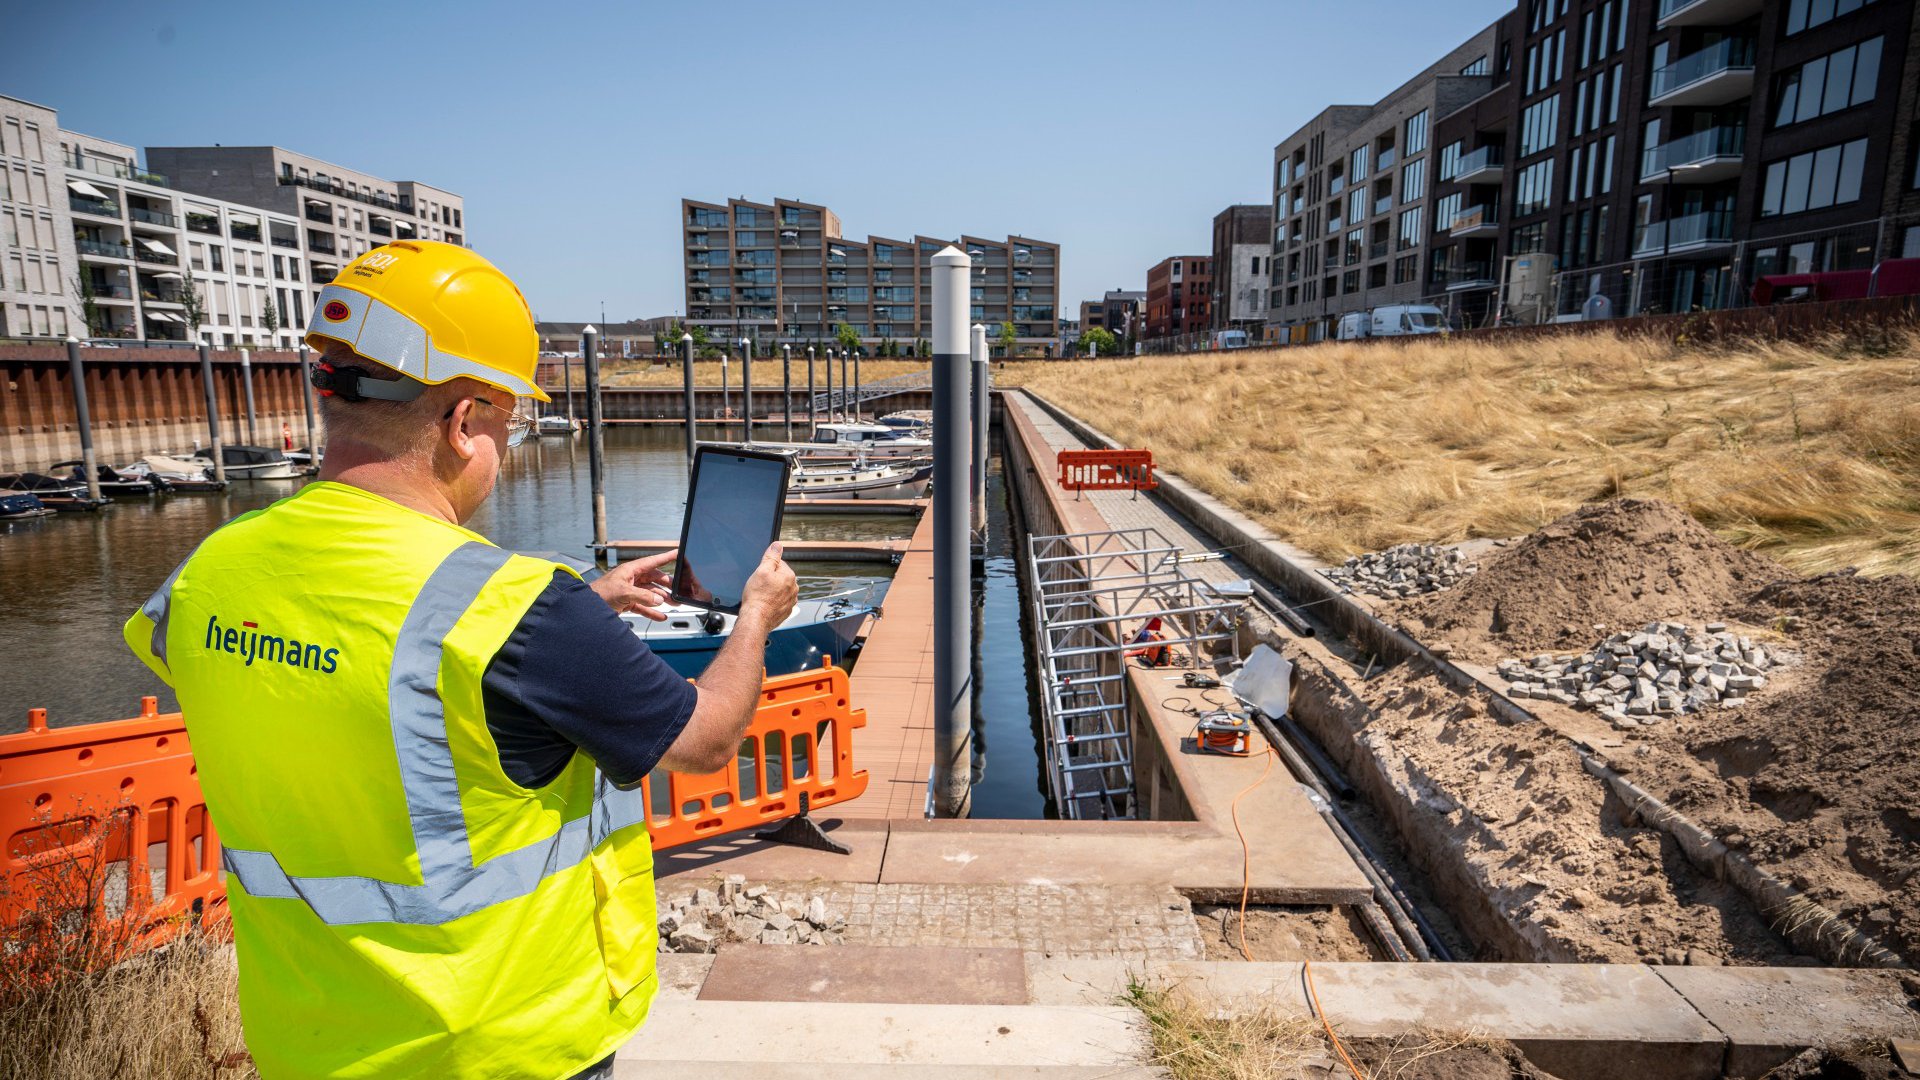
[482,571,699,789]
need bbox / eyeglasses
[443,396,536,448]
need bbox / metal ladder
[1024,527,1243,820]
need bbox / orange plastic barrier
[641,663,868,851]
[2,665,868,961]
[1058,448,1158,492]
[0,697,226,969]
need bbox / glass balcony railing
[1450,205,1499,232]
[1377,146,1397,170]
[278,174,412,215]
[134,247,178,266]
[1374,195,1394,216]
[77,238,132,259]
[86,282,132,300]
[1640,126,1746,178]
[230,224,261,243]
[270,233,299,249]
[1633,210,1735,255]
[69,196,120,218]
[1455,145,1503,176]
[130,206,177,227]
[1649,38,1754,100]
[1438,262,1496,287]
[73,155,169,187]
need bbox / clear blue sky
[12,0,1510,321]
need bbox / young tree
[689,323,719,358]
[178,277,207,339]
[262,298,282,338]
[69,274,103,337]
[834,322,860,355]
[1077,327,1119,357]
[916,337,931,358]
[997,320,1017,358]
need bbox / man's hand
[737,542,798,631]
[591,550,676,621]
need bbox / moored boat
[620,588,879,679]
[189,444,300,480]
[51,460,157,496]
[536,414,577,436]
[788,459,932,500]
[140,455,230,493]
[0,472,110,511]
[0,492,55,520]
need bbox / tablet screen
[671,449,791,612]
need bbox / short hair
[316,341,495,460]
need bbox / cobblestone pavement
[659,879,1207,960]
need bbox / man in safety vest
[124,240,797,1079]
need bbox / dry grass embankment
[1007,331,1920,577]
[596,358,934,388]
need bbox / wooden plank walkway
[834,505,938,820]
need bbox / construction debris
[657,875,848,952]
[1321,543,1477,600]
[1497,621,1782,727]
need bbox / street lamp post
[740,336,753,444]
[838,350,849,422]
[807,345,817,435]
[681,332,696,464]
[782,344,793,443]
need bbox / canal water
[0,426,899,733]
[968,448,1050,819]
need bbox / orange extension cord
[1229,745,1365,1080]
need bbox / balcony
[1649,39,1755,107]
[1658,0,1764,27]
[73,155,169,187]
[1450,204,1499,237]
[1374,195,1394,217]
[278,174,412,215]
[305,202,334,224]
[77,238,132,260]
[1641,126,1746,184]
[369,218,393,238]
[1454,145,1504,183]
[1377,147,1397,170]
[1330,175,1346,196]
[85,282,133,301]
[133,244,178,267]
[1441,262,1498,291]
[1633,210,1735,256]
[69,195,121,219]
[186,213,220,235]
[230,223,262,243]
[270,233,299,249]
[129,206,176,227]
[308,236,337,255]
[140,283,187,305]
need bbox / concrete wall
[0,344,311,470]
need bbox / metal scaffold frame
[1024,526,1242,820]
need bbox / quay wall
[1,345,311,472]
[543,386,932,422]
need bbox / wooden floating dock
[780,498,924,516]
[595,538,907,563]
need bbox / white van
[1210,329,1251,350]
[1336,305,1446,340]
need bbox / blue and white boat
[621,587,880,680]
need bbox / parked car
[1210,329,1251,350]
[1336,305,1446,340]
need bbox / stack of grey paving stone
[658,874,848,953]
[1498,621,1777,729]
[1320,543,1476,600]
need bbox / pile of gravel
[1321,543,1477,600]
[658,875,847,953]
[1498,620,1781,729]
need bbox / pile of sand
[1403,499,1787,662]
[1648,568,1920,963]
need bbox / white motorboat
[190,444,301,480]
[536,414,577,436]
[621,589,879,679]
[788,459,932,500]
[140,454,229,492]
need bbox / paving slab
[699,944,1029,1005]
[1654,966,1920,1078]
[617,999,1150,1067]
[654,820,889,885]
[883,808,1371,905]
[655,953,716,999]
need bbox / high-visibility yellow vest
[124,481,659,1079]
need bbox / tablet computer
[670,446,793,614]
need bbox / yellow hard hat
[304,240,549,402]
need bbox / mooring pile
[658,875,848,953]
[1498,621,1779,726]
[1322,543,1477,600]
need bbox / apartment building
[1144,256,1213,338]
[1408,0,1916,327]
[1078,299,1107,332]
[2,93,311,346]
[681,196,1061,356]
[147,145,466,325]
[1267,29,1501,341]
[1209,204,1274,330]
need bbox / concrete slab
[699,944,1029,1005]
[1307,962,1724,1080]
[656,954,716,999]
[1654,966,1920,1078]
[883,798,1368,905]
[1027,956,1303,1007]
[655,821,889,885]
[616,1000,1149,1067]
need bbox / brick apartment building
[1144,255,1212,339]
[1210,204,1274,330]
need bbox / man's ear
[443,397,481,461]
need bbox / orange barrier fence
[0,697,226,968]
[1058,448,1158,493]
[2,666,867,965]
[640,662,868,851]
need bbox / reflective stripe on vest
[216,540,650,926]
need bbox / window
[1785,0,1880,35]
[1397,207,1423,248]
[1439,141,1463,181]
[1773,37,1882,126]
[1348,188,1366,222]
[1760,138,1870,216]
[1521,95,1560,156]
[1434,193,1463,232]
[1401,160,1426,202]
[1511,223,1546,254]
[1515,159,1555,216]
[1394,254,1420,283]
[1404,110,1428,156]
[1461,55,1489,76]
[1350,145,1369,180]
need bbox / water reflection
[0,426,898,731]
